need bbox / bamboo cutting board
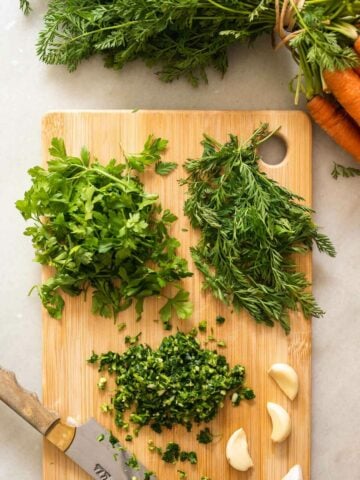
[42,110,312,480]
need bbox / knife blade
[0,366,156,480]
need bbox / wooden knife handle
[0,366,60,435]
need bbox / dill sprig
[181,124,336,333]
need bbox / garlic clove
[268,363,299,400]
[282,464,303,480]
[226,428,254,472]
[267,402,291,443]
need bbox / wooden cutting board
[42,110,312,480]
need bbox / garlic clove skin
[267,402,291,443]
[226,428,254,472]
[282,464,303,480]
[268,363,299,400]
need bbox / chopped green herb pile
[88,332,254,433]
[181,124,336,333]
[16,136,192,324]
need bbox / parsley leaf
[159,289,193,329]
[127,135,168,173]
[17,135,192,322]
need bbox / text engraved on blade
[94,464,112,480]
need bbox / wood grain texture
[42,110,312,480]
[0,366,59,435]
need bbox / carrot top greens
[16,136,192,325]
[20,1,360,101]
[181,124,336,333]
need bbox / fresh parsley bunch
[16,136,192,325]
[89,332,254,433]
[181,124,336,333]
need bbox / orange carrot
[307,95,360,163]
[323,69,360,125]
[353,37,360,76]
[354,36,360,56]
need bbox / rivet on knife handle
[0,366,60,435]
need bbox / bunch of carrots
[308,38,360,162]
[19,0,360,163]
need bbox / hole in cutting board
[258,134,287,166]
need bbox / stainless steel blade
[66,418,156,480]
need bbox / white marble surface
[1,2,360,479]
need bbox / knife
[0,366,156,480]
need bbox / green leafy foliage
[16,136,192,321]
[288,3,360,100]
[162,443,181,464]
[181,124,336,333]
[22,1,360,101]
[155,161,178,176]
[159,289,193,329]
[144,471,155,480]
[179,450,197,465]
[19,0,31,14]
[88,332,254,434]
[331,162,360,179]
[26,0,275,85]
[198,320,207,332]
[197,427,213,444]
[125,453,139,470]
